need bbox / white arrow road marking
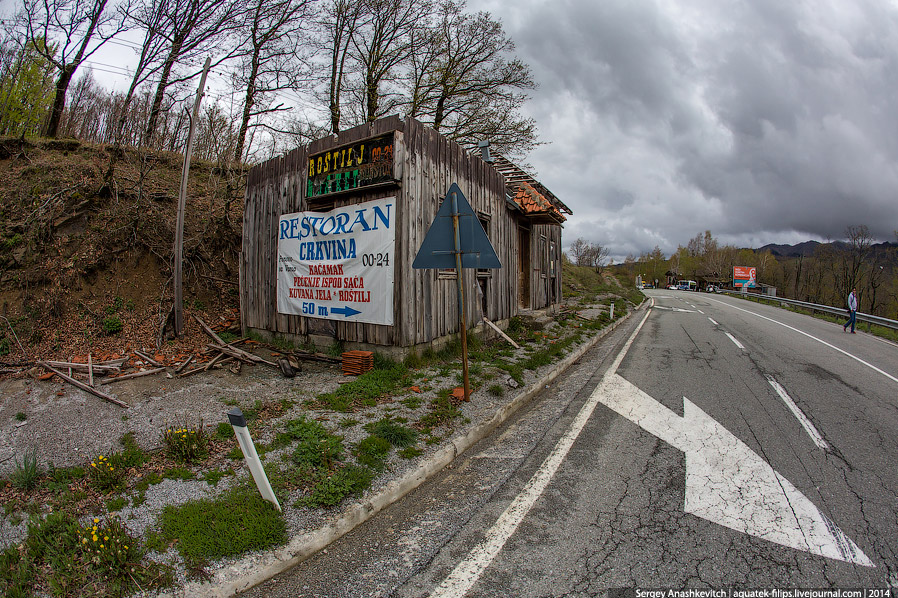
[430,309,873,598]
[765,375,829,450]
[594,314,873,567]
[653,305,696,313]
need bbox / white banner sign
[277,197,395,325]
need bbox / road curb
[175,310,635,598]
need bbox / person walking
[843,287,858,333]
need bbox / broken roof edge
[488,153,573,217]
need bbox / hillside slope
[0,138,246,364]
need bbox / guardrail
[718,290,898,331]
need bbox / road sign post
[413,183,501,402]
[450,192,471,401]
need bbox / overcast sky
[469,0,898,260]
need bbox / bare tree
[313,0,367,134]
[567,237,591,266]
[233,0,313,162]
[143,0,248,141]
[20,0,128,138]
[836,224,873,303]
[405,1,537,156]
[351,0,432,123]
[586,243,611,274]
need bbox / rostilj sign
[413,183,501,401]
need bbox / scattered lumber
[41,361,122,374]
[38,362,128,408]
[134,350,163,366]
[174,354,194,373]
[100,368,166,385]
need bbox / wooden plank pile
[341,350,374,376]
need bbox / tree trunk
[145,37,184,141]
[234,53,260,163]
[45,65,76,138]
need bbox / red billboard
[734,266,757,288]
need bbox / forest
[0,0,538,167]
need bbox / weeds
[11,449,41,490]
[162,422,209,463]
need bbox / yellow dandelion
[94,518,99,523]
[92,535,98,542]
[104,536,109,541]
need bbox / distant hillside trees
[630,228,898,319]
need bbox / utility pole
[172,57,211,336]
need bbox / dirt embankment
[0,137,248,366]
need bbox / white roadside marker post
[227,407,281,512]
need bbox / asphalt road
[239,292,898,597]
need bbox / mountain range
[755,240,898,258]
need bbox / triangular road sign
[413,183,501,269]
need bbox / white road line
[428,311,653,598]
[765,375,829,450]
[697,309,705,314]
[706,297,898,384]
[708,317,719,326]
[725,332,745,351]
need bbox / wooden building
[240,116,571,354]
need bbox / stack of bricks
[341,350,374,375]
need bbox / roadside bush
[102,316,123,335]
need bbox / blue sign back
[412,183,502,269]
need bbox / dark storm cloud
[478,0,898,257]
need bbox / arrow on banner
[595,373,874,566]
[330,306,361,318]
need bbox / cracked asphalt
[238,291,898,597]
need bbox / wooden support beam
[482,316,521,349]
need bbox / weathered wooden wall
[241,116,537,348]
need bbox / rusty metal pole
[451,192,471,401]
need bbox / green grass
[159,487,287,566]
[364,417,417,447]
[11,449,41,490]
[312,358,411,412]
[355,436,391,470]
